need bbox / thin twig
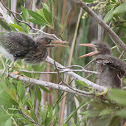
[46,56,106,91]
[19,108,42,126]
[54,61,92,95]
[119,51,124,59]
[18,66,99,74]
[1,106,18,126]
[0,69,92,97]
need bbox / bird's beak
[48,40,69,47]
[79,43,99,58]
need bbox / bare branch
[0,3,13,24]
[73,0,126,52]
[18,108,42,126]
[45,56,106,91]
[0,70,92,97]
[54,61,92,95]
[18,65,99,74]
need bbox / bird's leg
[95,88,108,96]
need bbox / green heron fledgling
[79,41,126,88]
[0,32,68,64]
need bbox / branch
[73,0,126,52]
[0,3,13,24]
[1,70,92,97]
[54,61,91,95]
[45,56,106,91]
[1,106,18,126]
[18,108,42,126]
[18,65,99,74]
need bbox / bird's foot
[16,74,24,80]
[95,88,108,96]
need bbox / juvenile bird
[0,32,68,64]
[79,41,126,88]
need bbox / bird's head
[79,41,111,58]
[36,36,68,48]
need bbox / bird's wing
[95,55,126,75]
[7,32,36,47]
[0,32,37,59]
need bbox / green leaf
[36,86,41,103]
[36,9,45,18]
[30,89,35,106]
[107,89,126,106]
[104,9,113,23]
[75,80,88,87]
[31,109,38,122]
[43,8,52,24]
[25,124,35,126]
[71,121,76,126]
[0,19,11,31]
[99,109,113,116]
[10,23,24,32]
[51,0,54,23]
[0,91,18,106]
[23,93,30,105]
[42,3,50,11]
[82,0,93,3]
[113,3,126,15]
[28,18,46,26]
[39,109,46,122]
[17,83,25,101]
[80,109,101,117]
[27,10,46,23]
[116,109,126,118]
[10,88,17,101]
[35,9,53,28]
[21,6,28,20]
[8,108,19,111]
[4,118,11,126]
[39,86,50,93]
[90,116,111,126]
[109,116,120,126]
[0,84,3,95]
[65,98,88,124]
[0,115,11,126]
[19,23,29,33]
[63,124,67,126]
[105,4,116,12]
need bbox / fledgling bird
[0,32,68,64]
[79,41,126,88]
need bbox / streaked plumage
[79,41,126,88]
[0,32,68,64]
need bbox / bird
[0,32,68,64]
[79,41,126,88]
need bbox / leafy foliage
[0,0,126,126]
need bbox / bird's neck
[101,51,111,56]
